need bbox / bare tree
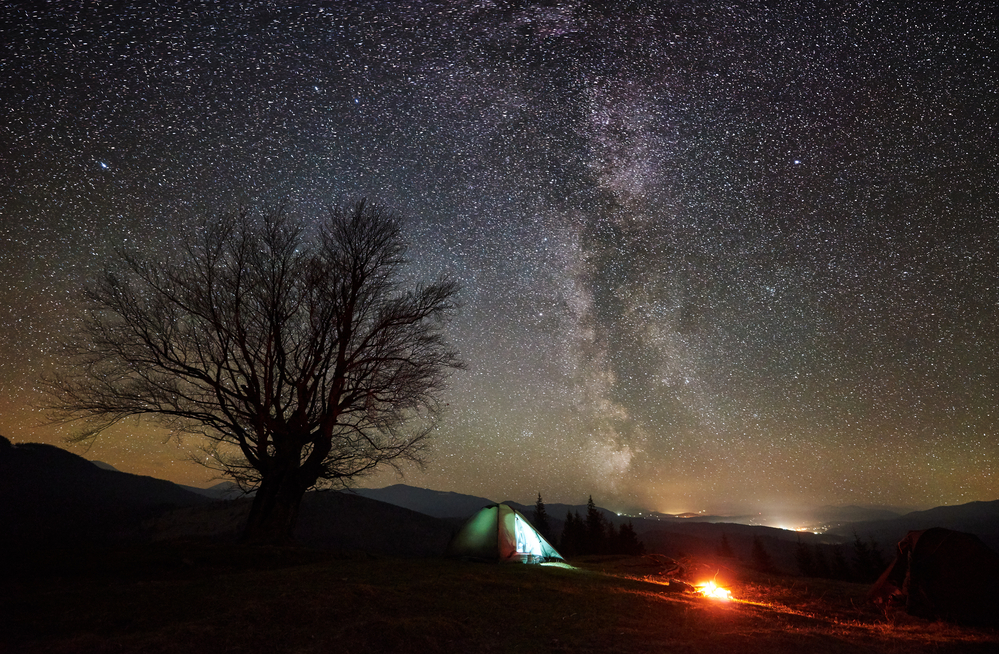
[47,200,462,544]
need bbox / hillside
[0,435,211,548]
[829,500,999,551]
[350,484,495,518]
[0,439,454,556]
[145,491,458,557]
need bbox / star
[1,0,996,516]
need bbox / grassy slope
[3,546,997,654]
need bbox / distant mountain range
[812,504,908,524]
[826,500,999,549]
[4,436,997,567]
[350,484,495,518]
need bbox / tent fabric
[868,527,999,626]
[445,503,564,563]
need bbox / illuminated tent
[445,503,564,563]
[868,528,999,626]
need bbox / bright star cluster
[1,1,997,515]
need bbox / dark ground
[3,544,998,654]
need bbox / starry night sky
[2,1,997,516]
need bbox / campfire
[695,580,733,601]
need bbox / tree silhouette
[716,533,735,558]
[851,532,882,581]
[751,535,776,574]
[796,540,836,579]
[532,492,552,543]
[795,537,816,577]
[830,543,851,580]
[560,510,586,557]
[47,200,462,544]
[852,532,887,582]
[615,520,645,556]
[584,495,606,554]
[812,543,831,579]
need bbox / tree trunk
[240,466,310,545]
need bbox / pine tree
[852,532,876,581]
[830,543,850,580]
[616,520,645,555]
[559,511,575,556]
[795,537,815,577]
[532,492,552,543]
[751,535,776,574]
[606,522,620,553]
[584,495,607,555]
[812,544,831,579]
[717,533,735,558]
[560,510,586,557]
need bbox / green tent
[445,503,564,563]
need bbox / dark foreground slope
[4,546,998,654]
[0,436,211,548]
[145,491,458,556]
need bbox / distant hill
[0,435,211,548]
[812,505,904,524]
[625,501,999,571]
[145,491,459,556]
[299,492,457,555]
[88,461,249,501]
[351,484,495,518]
[830,500,999,551]
[181,481,247,500]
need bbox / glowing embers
[695,580,733,601]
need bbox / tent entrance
[514,513,546,560]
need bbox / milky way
[2,1,997,514]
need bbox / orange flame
[695,580,732,601]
